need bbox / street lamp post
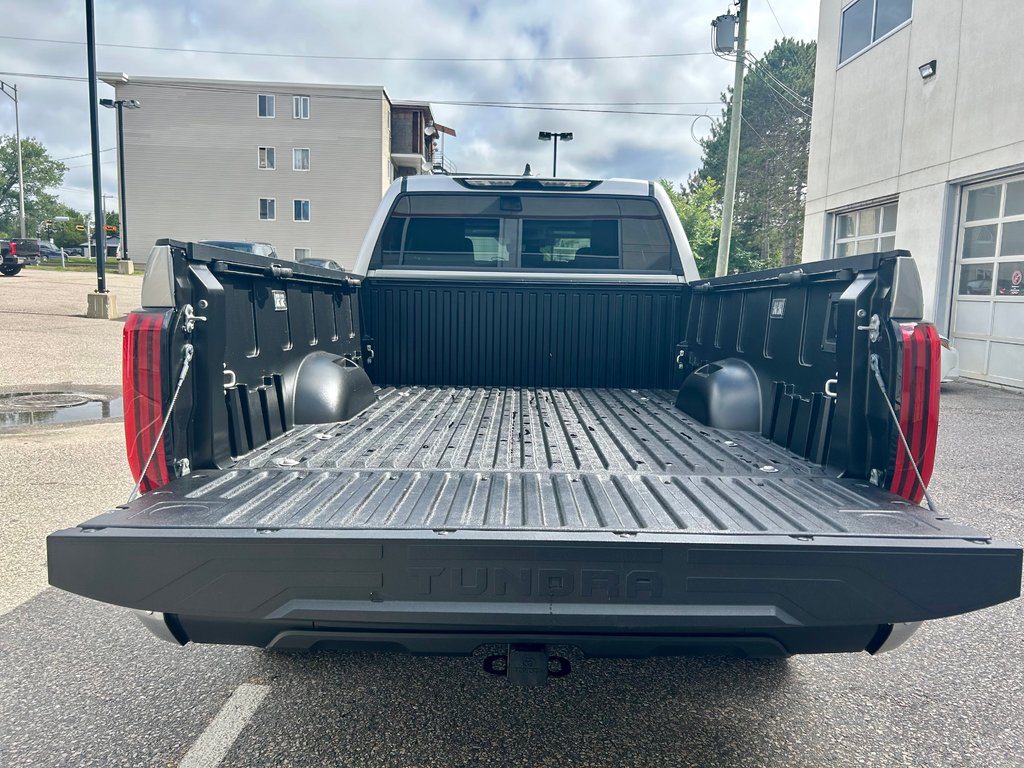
[84,0,119,319]
[0,80,27,237]
[537,131,573,177]
[84,0,108,297]
[100,98,139,260]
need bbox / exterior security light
[919,60,937,79]
[101,98,140,109]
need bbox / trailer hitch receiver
[482,644,572,687]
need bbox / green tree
[699,38,816,270]
[0,135,68,237]
[660,176,721,278]
[42,205,88,248]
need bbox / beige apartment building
[802,0,1024,388]
[99,74,450,268]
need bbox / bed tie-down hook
[857,312,881,343]
[182,303,207,333]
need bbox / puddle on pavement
[0,392,124,428]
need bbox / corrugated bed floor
[96,387,968,538]
[242,387,817,476]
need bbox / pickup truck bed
[53,382,1019,660]
[83,386,959,536]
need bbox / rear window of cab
[373,193,678,273]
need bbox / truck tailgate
[48,387,1021,651]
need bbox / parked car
[298,257,344,271]
[73,239,119,259]
[1,238,43,276]
[199,240,277,258]
[38,240,63,261]
[48,175,1021,687]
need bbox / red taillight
[9,241,15,255]
[123,310,173,493]
[889,322,940,503]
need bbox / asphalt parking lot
[1,268,1022,767]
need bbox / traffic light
[75,224,86,232]
[104,225,117,232]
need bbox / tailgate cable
[127,342,194,503]
[869,353,940,514]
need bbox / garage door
[951,175,1024,388]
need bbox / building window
[294,248,311,260]
[956,178,1024,296]
[258,94,275,118]
[839,0,912,64]
[293,199,310,222]
[258,147,275,170]
[293,95,310,119]
[259,198,276,221]
[293,148,310,171]
[833,202,898,258]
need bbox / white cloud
[0,0,819,212]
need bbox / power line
[765,0,787,37]
[455,99,722,106]
[429,100,706,116]
[65,159,117,169]
[0,71,89,82]
[739,113,785,163]
[738,54,811,118]
[56,147,115,161]
[712,46,810,117]
[0,71,709,117]
[745,52,807,103]
[128,79,708,116]
[753,73,811,119]
[0,71,721,108]
[0,34,717,63]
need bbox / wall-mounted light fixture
[918,60,937,79]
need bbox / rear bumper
[48,527,1021,655]
[3,255,39,267]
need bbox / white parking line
[179,683,270,768]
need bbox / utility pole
[715,0,748,277]
[0,80,26,237]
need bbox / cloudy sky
[0,0,819,213]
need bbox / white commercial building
[99,74,451,269]
[802,0,1024,388]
